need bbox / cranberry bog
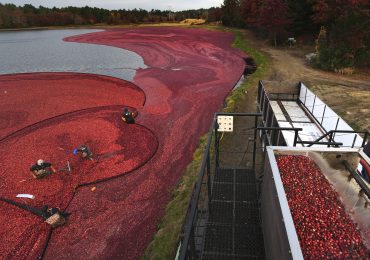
[262,147,370,259]
[0,27,246,259]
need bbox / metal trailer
[262,146,370,259]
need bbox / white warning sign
[217,116,233,132]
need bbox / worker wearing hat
[30,159,56,179]
[73,144,93,160]
[121,107,138,124]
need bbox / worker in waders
[73,144,93,160]
[30,159,56,179]
[41,205,68,228]
[121,107,138,124]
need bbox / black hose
[38,229,53,260]
[0,197,45,218]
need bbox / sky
[1,0,223,11]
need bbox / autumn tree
[240,0,261,26]
[260,0,291,46]
[241,0,291,46]
[311,0,370,69]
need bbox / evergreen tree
[286,0,318,35]
[221,0,244,27]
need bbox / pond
[0,29,146,81]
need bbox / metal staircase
[178,113,266,260]
[202,168,265,259]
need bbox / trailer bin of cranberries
[261,146,370,260]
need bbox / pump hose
[359,159,370,181]
[0,197,46,219]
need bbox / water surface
[0,29,146,81]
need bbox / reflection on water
[0,29,146,81]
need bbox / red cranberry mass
[0,27,246,259]
[277,155,370,259]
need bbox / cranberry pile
[277,155,369,259]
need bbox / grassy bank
[142,27,268,260]
[142,136,206,259]
[226,29,268,111]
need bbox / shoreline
[0,27,246,259]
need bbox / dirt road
[244,30,370,131]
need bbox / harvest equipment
[178,81,369,259]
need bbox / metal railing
[258,126,302,147]
[309,130,369,148]
[258,81,369,148]
[258,82,304,147]
[257,81,300,104]
[178,117,215,260]
[343,160,370,201]
[298,82,367,148]
[178,112,262,259]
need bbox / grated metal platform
[202,168,265,259]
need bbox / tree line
[0,3,221,27]
[221,0,369,70]
[1,1,368,70]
